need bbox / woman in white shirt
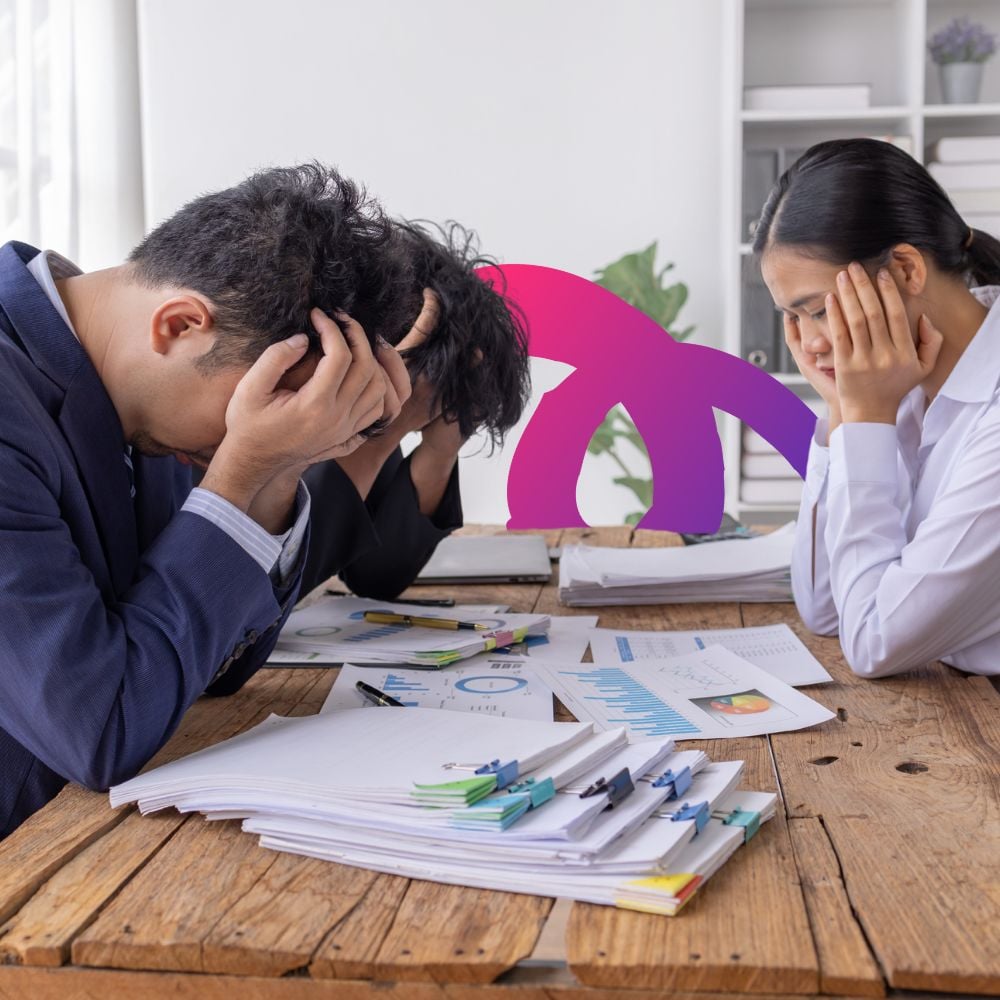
[753,137,1000,679]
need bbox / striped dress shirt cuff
[182,483,311,582]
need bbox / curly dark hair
[127,163,415,371]
[388,221,531,447]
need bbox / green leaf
[612,476,654,509]
[594,242,693,339]
[625,511,644,527]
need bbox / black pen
[324,589,454,607]
[355,680,404,707]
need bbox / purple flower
[929,17,997,65]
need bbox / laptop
[416,535,553,585]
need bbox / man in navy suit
[0,164,416,837]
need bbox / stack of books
[928,137,1000,238]
[111,707,777,916]
[558,525,795,606]
[740,396,822,506]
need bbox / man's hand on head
[199,307,388,518]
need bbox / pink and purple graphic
[476,264,815,532]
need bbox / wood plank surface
[786,818,885,997]
[565,735,818,995]
[372,881,552,983]
[743,602,1000,996]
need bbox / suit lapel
[0,241,139,596]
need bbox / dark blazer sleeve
[300,448,463,599]
[0,432,294,792]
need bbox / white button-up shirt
[792,285,1000,678]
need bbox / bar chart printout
[382,673,430,707]
[557,666,700,738]
[533,647,835,740]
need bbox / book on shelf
[928,161,1000,191]
[743,83,871,112]
[741,453,798,479]
[965,212,1000,239]
[740,479,804,506]
[929,136,1000,164]
[946,188,1000,214]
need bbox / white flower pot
[939,61,984,104]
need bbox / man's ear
[887,244,928,297]
[149,294,215,357]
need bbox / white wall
[137,0,725,525]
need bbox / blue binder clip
[474,759,519,790]
[580,767,634,810]
[652,765,693,800]
[671,800,710,834]
[723,807,761,842]
[507,776,555,809]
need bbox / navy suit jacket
[0,242,302,838]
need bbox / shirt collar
[937,285,1000,404]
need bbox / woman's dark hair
[128,163,414,371]
[387,220,531,448]
[752,137,1000,287]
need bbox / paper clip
[474,758,519,790]
[652,766,693,800]
[720,807,761,842]
[669,800,710,834]
[579,768,634,809]
[507,776,556,809]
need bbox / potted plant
[587,243,693,525]
[928,17,997,105]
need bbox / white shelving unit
[721,0,1000,521]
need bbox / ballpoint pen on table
[355,681,405,707]
[362,611,489,631]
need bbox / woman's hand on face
[828,262,943,424]
[783,312,841,415]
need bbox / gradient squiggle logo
[475,264,815,532]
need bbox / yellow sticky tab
[626,873,698,895]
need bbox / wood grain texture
[0,785,126,928]
[566,737,818,995]
[373,880,552,983]
[743,602,1000,996]
[200,855,387,977]
[786,818,885,997]
[0,809,185,966]
[309,871,410,980]
[71,817,280,972]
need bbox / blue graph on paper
[556,666,700,738]
[382,672,430,707]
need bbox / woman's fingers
[396,289,441,353]
[877,268,915,353]
[826,292,853,365]
[917,314,945,377]
[835,267,872,353]
[847,263,891,352]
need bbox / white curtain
[0,0,144,268]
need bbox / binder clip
[652,765,692,800]
[474,758,519,790]
[507,776,555,809]
[670,800,710,834]
[722,807,761,843]
[579,768,634,810]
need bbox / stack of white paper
[559,525,795,606]
[111,707,778,916]
[271,596,550,667]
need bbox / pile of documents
[559,525,795,606]
[270,596,550,668]
[111,708,776,916]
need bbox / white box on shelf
[929,136,1000,163]
[743,84,871,112]
[929,161,1000,191]
[741,453,798,479]
[740,479,804,505]
[946,188,1000,214]
[965,213,1000,238]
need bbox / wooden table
[0,526,997,1000]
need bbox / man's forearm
[409,442,459,516]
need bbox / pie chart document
[532,645,834,740]
[322,657,556,721]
